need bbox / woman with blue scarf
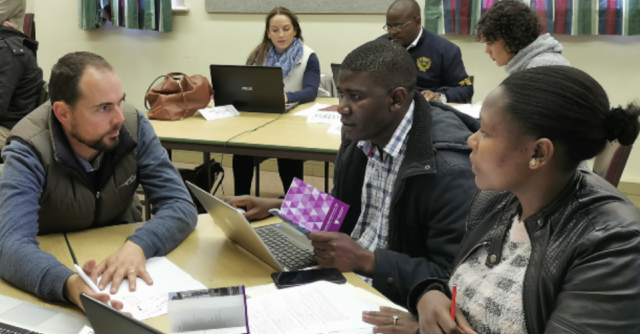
[233,7,321,197]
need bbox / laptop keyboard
[255,227,318,270]
[0,322,42,334]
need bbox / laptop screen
[209,65,286,114]
[81,294,163,334]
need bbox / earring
[530,158,537,167]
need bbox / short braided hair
[341,39,416,92]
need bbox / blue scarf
[266,38,304,78]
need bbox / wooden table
[149,98,341,196]
[150,98,341,162]
[0,234,84,316]
[65,214,383,332]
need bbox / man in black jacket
[226,40,478,306]
[0,25,43,149]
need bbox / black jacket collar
[400,90,436,177]
[0,26,38,53]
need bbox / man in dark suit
[378,0,474,103]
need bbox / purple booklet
[269,178,349,234]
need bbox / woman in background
[233,7,320,196]
[477,0,570,74]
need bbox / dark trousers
[232,155,304,196]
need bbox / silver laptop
[186,182,317,271]
[0,295,90,334]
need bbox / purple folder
[272,178,349,233]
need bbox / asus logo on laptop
[241,87,253,91]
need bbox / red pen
[450,285,457,320]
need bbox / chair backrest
[22,13,35,40]
[39,81,49,105]
[317,74,336,98]
[331,63,341,86]
[592,141,633,187]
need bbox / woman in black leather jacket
[408,66,640,334]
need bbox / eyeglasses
[383,17,418,32]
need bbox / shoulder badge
[459,77,473,86]
[416,57,431,72]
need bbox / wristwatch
[439,93,447,103]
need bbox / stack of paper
[99,257,206,321]
[169,286,248,334]
[246,281,395,334]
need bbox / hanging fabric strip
[111,0,119,26]
[469,0,481,35]
[98,0,109,27]
[79,0,98,30]
[144,0,156,30]
[139,0,145,30]
[459,0,471,34]
[424,0,443,34]
[629,0,640,35]
[159,0,173,32]
[423,0,640,35]
[126,0,138,29]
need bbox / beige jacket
[0,0,26,32]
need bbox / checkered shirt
[352,102,414,283]
[449,215,531,334]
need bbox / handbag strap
[144,74,170,110]
[177,78,190,121]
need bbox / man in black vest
[0,52,198,312]
[378,0,474,104]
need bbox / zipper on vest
[93,191,102,226]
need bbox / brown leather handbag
[145,72,214,121]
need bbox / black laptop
[81,294,163,334]
[209,65,298,114]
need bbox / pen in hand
[74,264,113,307]
[450,285,457,320]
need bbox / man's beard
[70,123,121,152]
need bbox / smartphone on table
[271,268,347,288]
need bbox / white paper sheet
[99,257,206,321]
[246,282,406,311]
[77,325,94,334]
[347,285,408,312]
[307,111,341,125]
[327,122,342,134]
[452,102,483,119]
[246,281,377,334]
[198,105,241,121]
[292,103,331,117]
